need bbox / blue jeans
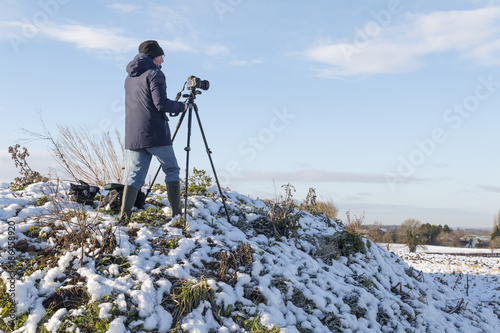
[125,145,180,189]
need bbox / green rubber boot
[118,185,138,224]
[166,181,182,218]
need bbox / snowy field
[386,243,500,323]
[385,243,500,275]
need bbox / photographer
[119,40,186,222]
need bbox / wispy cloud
[42,24,139,53]
[304,6,500,77]
[235,169,427,184]
[477,185,500,192]
[39,22,191,55]
[231,59,263,66]
[204,45,230,56]
[107,3,142,13]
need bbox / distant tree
[443,224,452,234]
[399,219,427,252]
[490,237,500,249]
[436,231,453,246]
[419,223,443,245]
[381,231,396,244]
[492,211,500,241]
[452,229,465,247]
[366,221,385,243]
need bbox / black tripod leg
[171,109,187,142]
[193,104,231,223]
[183,106,193,221]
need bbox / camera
[186,75,210,91]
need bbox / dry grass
[345,210,364,235]
[23,119,128,186]
[8,144,48,189]
[41,180,117,266]
[316,198,338,220]
[54,126,129,186]
[169,277,215,324]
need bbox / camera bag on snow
[98,183,145,212]
[69,180,100,205]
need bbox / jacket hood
[126,53,157,77]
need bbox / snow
[1,182,500,332]
[43,308,66,332]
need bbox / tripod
[146,88,231,223]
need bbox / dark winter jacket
[124,53,184,149]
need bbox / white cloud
[304,6,500,77]
[39,23,192,54]
[107,3,142,13]
[235,169,427,184]
[478,185,500,193]
[231,59,263,66]
[0,13,193,55]
[42,24,139,53]
[204,44,230,56]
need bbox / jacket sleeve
[150,70,185,117]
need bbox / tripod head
[183,89,202,105]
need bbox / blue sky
[1,0,499,229]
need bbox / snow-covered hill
[1,182,499,332]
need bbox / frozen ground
[1,182,500,332]
[385,243,500,275]
[386,243,500,325]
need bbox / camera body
[186,75,210,91]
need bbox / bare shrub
[211,243,253,286]
[491,211,500,242]
[8,144,48,189]
[366,221,385,243]
[301,188,318,214]
[267,184,302,239]
[55,126,128,186]
[345,210,365,235]
[316,199,338,220]
[399,219,427,252]
[24,120,128,186]
[489,237,500,250]
[40,180,117,266]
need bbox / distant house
[460,235,484,248]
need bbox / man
[119,40,185,222]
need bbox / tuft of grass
[313,230,366,265]
[343,293,367,319]
[39,294,116,333]
[34,196,50,207]
[263,183,303,239]
[243,313,281,333]
[151,236,181,254]
[333,230,366,257]
[183,167,214,197]
[97,255,130,276]
[0,279,28,331]
[291,287,315,314]
[130,206,168,226]
[171,216,191,237]
[169,277,215,324]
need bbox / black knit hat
[138,40,164,59]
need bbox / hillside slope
[0,182,499,332]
